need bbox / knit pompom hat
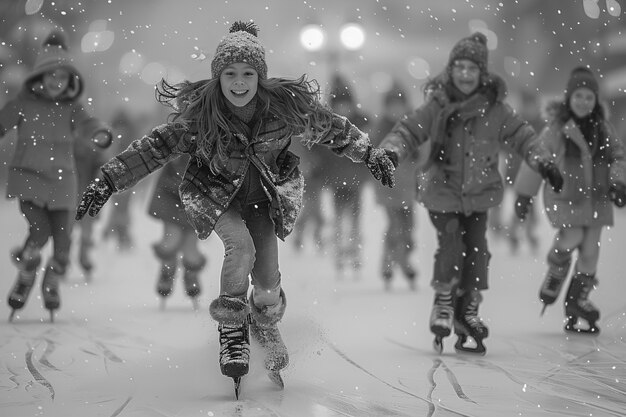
[447,32,489,74]
[565,66,599,99]
[25,28,82,95]
[211,21,267,79]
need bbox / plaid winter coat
[101,110,371,240]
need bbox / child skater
[514,66,626,334]
[371,82,419,291]
[148,154,206,310]
[380,32,563,354]
[0,29,112,322]
[75,21,396,397]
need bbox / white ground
[1,186,625,417]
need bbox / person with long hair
[514,66,626,334]
[75,21,395,397]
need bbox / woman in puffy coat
[381,32,562,355]
[514,66,626,334]
[75,21,395,393]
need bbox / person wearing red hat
[380,32,564,355]
[75,21,396,397]
[0,28,112,323]
[514,66,626,334]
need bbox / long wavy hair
[156,74,333,174]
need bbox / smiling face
[220,62,258,107]
[569,87,597,118]
[450,59,481,96]
[43,68,70,99]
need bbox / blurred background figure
[147,154,206,311]
[371,81,419,291]
[323,74,371,280]
[73,124,109,280]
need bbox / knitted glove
[365,147,396,188]
[514,195,533,221]
[76,176,114,220]
[609,183,626,208]
[538,161,564,193]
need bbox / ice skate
[182,257,205,311]
[430,290,454,354]
[209,295,250,399]
[249,289,288,389]
[539,254,571,315]
[564,273,600,334]
[8,246,41,321]
[404,265,418,291]
[154,246,177,310]
[42,260,64,322]
[454,290,489,355]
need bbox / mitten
[609,183,626,208]
[365,147,396,188]
[76,176,114,220]
[538,161,564,193]
[514,195,533,221]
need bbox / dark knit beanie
[211,21,267,79]
[448,32,489,73]
[565,66,599,98]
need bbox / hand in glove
[365,147,396,188]
[538,161,564,193]
[514,195,533,221]
[76,176,114,220]
[609,183,626,208]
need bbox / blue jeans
[213,201,281,304]
[428,211,490,292]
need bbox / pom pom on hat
[565,66,599,98]
[448,31,489,73]
[211,20,267,79]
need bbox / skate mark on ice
[25,348,55,400]
[425,358,440,417]
[324,339,430,406]
[6,366,21,390]
[93,340,124,363]
[38,338,61,371]
[386,338,476,403]
[109,395,132,417]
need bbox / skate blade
[540,304,547,316]
[433,336,444,354]
[268,371,284,389]
[233,377,242,400]
[454,337,486,355]
[48,310,55,323]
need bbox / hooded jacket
[381,72,552,214]
[514,101,626,228]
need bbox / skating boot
[539,252,571,315]
[403,265,418,291]
[8,246,42,322]
[249,288,288,389]
[42,260,65,322]
[209,295,250,399]
[430,290,454,354]
[153,245,178,309]
[182,256,205,310]
[564,272,600,334]
[454,290,489,355]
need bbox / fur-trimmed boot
[209,295,251,379]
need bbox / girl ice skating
[75,21,396,398]
[380,32,563,354]
[0,29,112,322]
[514,66,626,334]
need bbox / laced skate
[8,271,37,322]
[564,274,600,334]
[42,263,63,322]
[218,321,250,399]
[454,291,489,355]
[430,290,454,354]
[182,258,205,311]
[539,257,571,315]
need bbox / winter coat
[381,74,551,215]
[514,107,626,228]
[0,87,111,210]
[371,115,418,207]
[101,109,371,241]
[147,154,192,229]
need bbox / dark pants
[429,211,490,292]
[213,201,281,304]
[20,200,72,269]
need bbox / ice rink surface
[1,186,625,417]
